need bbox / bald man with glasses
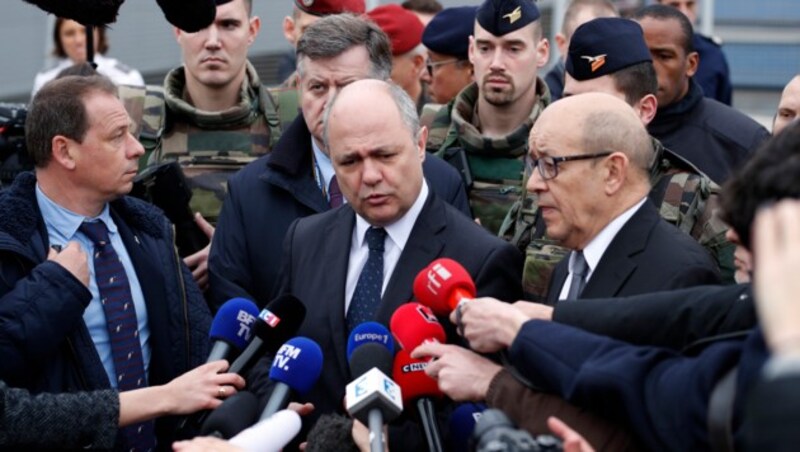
[524,92,719,304]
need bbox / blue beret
[476,0,540,37]
[422,6,478,60]
[566,18,652,81]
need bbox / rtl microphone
[199,391,259,439]
[228,294,306,377]
[390,303,446,351]
[207,297,259,363]
[393,349,444,452]
[346,345,403,452]
[347,321,395,360]
[413,258,476,316]
[229,409,302,452]
[448,402,487,452]
[258,336,323,422]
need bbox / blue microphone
[347,321,395,361]
[207,298,259,363]
[448,402,487,452]
[258,336,324,421]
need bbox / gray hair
[296,13,392,80]
[322,81,421,149]
[582,109,654,179]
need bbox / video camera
[473,409,563,452]
[0,103,33,188]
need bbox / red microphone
[390,303,446,351]
[413,258,476,316]
[393,349,444,452]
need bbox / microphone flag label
[237,310,257,340]
[259,308,281,328]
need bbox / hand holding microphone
[449,297,529,354]
[410,342,502,403]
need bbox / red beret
[294,0,366,16]
[366,4,424,56]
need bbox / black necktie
[566,250,588,300]
[80,221,156,451]
[346,227,386,332]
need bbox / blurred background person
[401,0,443,27]
[419,6,476,108]
[32,18,144,96]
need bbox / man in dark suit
[208,14,470,309]
[259,79,522,448]
[526,92,719,305]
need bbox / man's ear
[417,126,429,161]
[51,136,77,170]
[283,16,296,44]
[686,50,699,78]
[535,38,550,68]
[604,152,629,196]
[554,32,568,58]
[634,94,658,126]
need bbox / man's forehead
[473,21,535,44]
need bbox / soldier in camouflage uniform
[499,17,733,301]
[424,0,550,235]
[121,0,281,289]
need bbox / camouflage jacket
[499,139,734,301]
[425,80,551,235]
[120,61,282,223]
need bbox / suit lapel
[546,260,569,305]
[322,206,356,379]
[376,193,446,324]
[582,201,658,298]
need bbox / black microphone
[199,391,259,439]
[207,297,259,363]
[228,294,306,377]
[346,344,403,452]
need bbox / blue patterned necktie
[566,250,588,300]
[79,221,156,452]
[329,176,344,208]
[346,227,387,332]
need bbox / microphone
[389,303,446,351]
[258,336,323,422]
[207,297,259,363]
[228,294,306,377]
[413,258,476,316]
[393,349,444,452]
[448,402,487,452]
[229,409,302,452]
[199,391,259,439]
[347,321,395,360]
[346,345,403,452]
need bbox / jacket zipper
[167,226,191,370]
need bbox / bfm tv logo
[237,310,257,341]
[273,343,302,371]
[425,263,452,297]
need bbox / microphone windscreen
[269,336,323,395]
[347,321,395,360]
[229,409,302,452]
[349,342,394,377]
[209,297,259,350]
[392,349,443,404]
[413,258,476,315]
[200,391,259,438]
[22,0,123,25]
[448,402,487,452]
[390,303,446,351]
[256,294,307,356]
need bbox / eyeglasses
[526,151,613,180]
[425,58,461,76]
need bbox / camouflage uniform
[499,139,734,301]
[425,80,551,235]
[120,61,281,223]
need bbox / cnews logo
[402,362,428,373]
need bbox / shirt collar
[35,183,117,239]
[312,138,335,192]
[354,179,429,253]
[581,197,647,275]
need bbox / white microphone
[345,367,403,452]
[228,409,302,452]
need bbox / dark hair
[25,75,118,167]
[561,0,618,37]
[56,62,99,79]
[296,13,392,80]
[632,4,694,55]
[52,17,108,59]
[610,61,658,104]
[305,414,359,452]
[720,122,800,251]
[402,0,443,14]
